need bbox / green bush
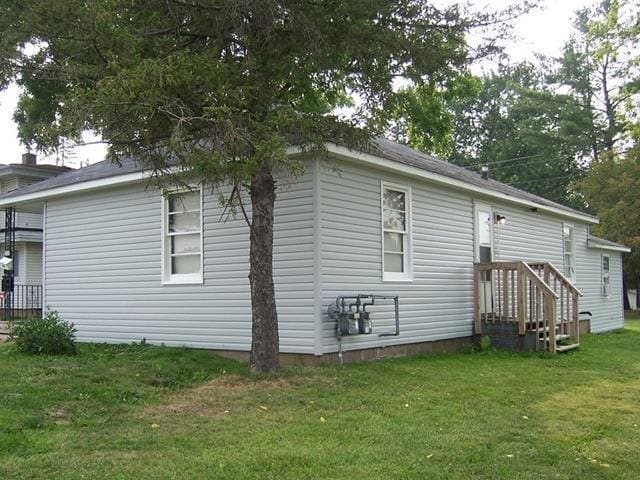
[9,310,77,355]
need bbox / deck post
[474,265,482,335]
[517,263,526,335]
[572,293,579,344]
[547,297,557,353]
[502,268,509,321]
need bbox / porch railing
[474,261,581,352]
[528,262,582,346]
[1,285,43,322]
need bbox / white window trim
[473,202,494,262]
[381,181,413,282]
[602,254,610,297]
[562,223,576,282]
[161,187,204,285]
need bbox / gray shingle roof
[369,138,594,219]
[0,157,142,200]
[0,137,598,222]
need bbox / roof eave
[0,171,149,208]
[587,240,631,253]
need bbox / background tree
[0,0,486,373]
[581,146,640,306]
[396,63,591,208]
[550,0,640,159]
[394,0,640,212]
[452,63,595,208]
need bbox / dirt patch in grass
[146,375,295,417]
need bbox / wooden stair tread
[556,343,579,353]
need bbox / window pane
[383,209,406,231]
[383,189,405,212]
[172,234,200,254]
[384,253,404,272]
[169,191,199,213]
[479,245,492,263]
[169,212,200,233]
[564,254,573,278]
[564,240,573,253]
[603,256,610,272]
[171,254,200,275]
[384,232,404,253]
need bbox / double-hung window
[163,189,203,284]
[563,224,575,281]
[382,182,412,281]
[602,254,610,297]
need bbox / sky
[0,0,594,168]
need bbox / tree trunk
[248,164,280,374]
[600,55,616,154]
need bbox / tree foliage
[551,0,640,158]
[0,0,479,373]
[395,0,640,212]
[581,146,640,290]
[398,63,591,208]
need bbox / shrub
[9,310,77,355]
[479,335,492,352]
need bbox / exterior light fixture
[494,214,507,225]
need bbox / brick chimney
[22,152,37,165]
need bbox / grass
[1,320,640,480]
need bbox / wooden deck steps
[475,260,582,354]
[556,343,580,353]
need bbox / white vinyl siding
[320,159,474,353]
[575,229,624,332]
[43,165,315,353]
[381,182,412,281]
[37,153,627,356]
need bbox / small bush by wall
[9,310,77,355]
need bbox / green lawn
[2,320,640,480]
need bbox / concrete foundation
[208,336,473,366]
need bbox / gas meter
[327,294,399,337]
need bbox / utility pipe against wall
[329,294,400,337]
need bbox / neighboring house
[0,140,630,361]
[0,154,70,314]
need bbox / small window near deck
[602,254,610,297]
[163,189,202,284]
[563,224,575,281]
[382,182,411,281]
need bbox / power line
[468,153,545,169]
[511,173,578,186]
[489,155,578,172]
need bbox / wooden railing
[474,261,580,352]
[528,262,582,346]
